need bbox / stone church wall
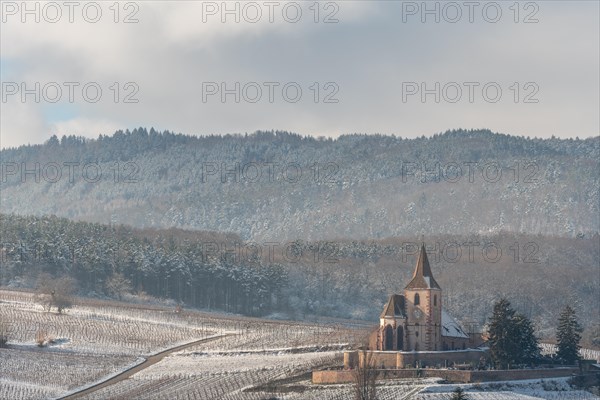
[397,348,488,368]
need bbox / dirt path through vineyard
[60,333,232,399]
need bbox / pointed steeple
[405,243,441,290]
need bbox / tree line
[1,128,598,242]
[0,213,596,349]
[0,214,286,316]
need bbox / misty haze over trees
[1,129,598,241]
[1,129,598,346]
[1,214,598,347]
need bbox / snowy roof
[380,294,406,318]
[441,310,469,339]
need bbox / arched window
[415,323,419,337]
[414,293,420,305]
[384,325,394,351]
[397,326,404,350]
[433,295,437,306]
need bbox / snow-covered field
[0,290,214,355]
[0,347,135,397]
[276,378,600,400]
[0,289,359,399]
[414,378,599,400]
[1,289,598,400]
[79,350,342,399]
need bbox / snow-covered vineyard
[1,289,598,400]
[275,379,600,400]
[0,290,361,399]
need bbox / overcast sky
[1,0,598,148]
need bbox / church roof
[441,310,469,338]
[380,294,406,318]
[404,243,441,290]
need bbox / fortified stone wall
[348,349,489,369]
[398,349,488,368]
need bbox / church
[376,243,472,352]
[340,242,489,370]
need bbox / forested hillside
[0,214,285,316]
[1,129,598,240]
[1,214,598,346]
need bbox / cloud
[0,100,48,148]
[1,0,598,148]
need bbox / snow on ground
[0,293,215,356]
[140,350,342,378]
[2,290,598,400]
[280,380,426,400]
[414,378,600,399]
[279,378,600,400]
[0,290,357,399]
[0,348,135,400]
[78,350,342,400]
[0,379,64,400]
[0,290,218,398]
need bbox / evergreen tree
[488,298,540,368]
[556,306,583,364]
[451,387,468,400]
[488,298,519,368]
[514,313,541,364]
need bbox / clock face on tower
[413,308,423,319]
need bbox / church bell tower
[404,243,442,351]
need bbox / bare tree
[353,348,377,400]
[35,329,55,347]
[105,272,132,300]
[35,274,76,313]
